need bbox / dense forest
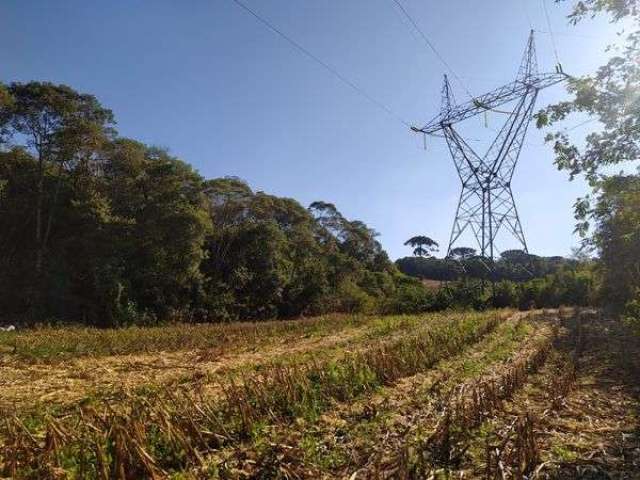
[2,0,639,328]
[0,82,400,326]
[0,82,597,327]
[0,81,437,326]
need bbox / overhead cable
[390,0,475,100]
[541,0,562,65]
[230,0,412,128]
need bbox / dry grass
[0,310,511,479]
[208,311,551,478]
[0,325,368,411]
[0,311,506,412]
[0,313,371,362]
[383,316,555,478]
[2,308,637,479]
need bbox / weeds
[0,313,370,362]
[485,413,539,479]
[0,311,509,479]
[389,315,556,478]
[220,311,505,431]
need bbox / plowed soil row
[206,311,556,479]
[1,312,483,412]
[197,310,640,480]
[411,311,640,480]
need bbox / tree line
[0,81,443,326]
[396,248,582,283]
[395,239,594,311]
[0,81,597,327]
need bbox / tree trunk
[42,161,65,256]
[35,156,44,275]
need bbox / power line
[390,0,475,100]
[535,30,601,40]
[390,0,422,45]
[565,118,597,132]
[541,0,561,65]
[229,0,411,128]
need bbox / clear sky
[1,1,619,259]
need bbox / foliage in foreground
[538,1,640,327]
[589,176,640,323]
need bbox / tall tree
[588,175,640,309]
[308,200,347,246]
[538,1,640,185]
[101,140,211,323]
[0,82,115,277]
[404,235,439,258]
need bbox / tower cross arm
[415,72,567,135]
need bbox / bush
[492,281,519,308]
[335,280,377,314]
[448,280,489,310]
[623,292,640,334]
[385,277,434,314]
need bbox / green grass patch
[0,313,369,362]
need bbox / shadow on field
[542,313,640,480]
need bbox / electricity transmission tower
[413,31,567,260]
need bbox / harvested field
[0,308,638,479]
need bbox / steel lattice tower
[413,31,566,260]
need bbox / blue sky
[1,1,619,259]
